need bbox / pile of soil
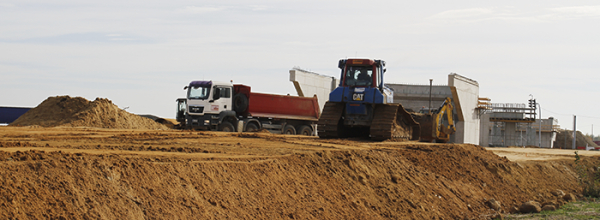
[0,127,590,219]
[553,129,598,149]
[10,96,167,130]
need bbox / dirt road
[488,147,600,162]
[0,126,593,219]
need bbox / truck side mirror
[213,88,221,100]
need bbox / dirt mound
[553,129,598,149]
[154,118,178,129]
[0,126,589,219]
[10,96,167,130]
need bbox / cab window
[344,66,373,87]
[214,87,231,98]
[188,86,210,99]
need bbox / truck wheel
[245,123,258,132]
[283,125,296,135]
[233,93,248,113]
[219,121,235,132]
[297,125,313,136]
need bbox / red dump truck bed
[234,84,320,121]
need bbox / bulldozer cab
[330,58,391,105]
[344,66,373,87]
[339,59,385,89]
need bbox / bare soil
[0,126,596,219]
[10,96,167,130]
[553,129,599,149]
[487,147,600,162]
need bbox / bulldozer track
[370,104,414,141]
[318,102,418,141]
[317,102,344,138]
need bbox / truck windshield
[344,66,373,87]
[188,86,210,99]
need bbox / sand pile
[10,96,167,130]
[553,129,598,149]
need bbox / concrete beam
[289,68,339,112]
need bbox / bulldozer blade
[371,104,420,141]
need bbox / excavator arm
[435,97,456,141]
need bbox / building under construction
[479,102,559,148]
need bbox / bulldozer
[317,58,456,142]
[317,58,420,141]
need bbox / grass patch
[504,152,600,219]
[574,151,600,198]
[505,200,600,219]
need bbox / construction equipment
[410,97,456,143]
[176,81,320,135]
[317,58,420,140]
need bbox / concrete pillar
[448,73,480,145]
[479,113,491,147]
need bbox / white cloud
[426,6,600,24]
[250,5,271,11]
[431,8,494,19]
[109,38,134,41]
[547,5,600,19]
[181,6,224,14]
[425,7,535,24]
[0,3,15,7]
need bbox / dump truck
[318,58,456,141]
[176,80,320,135]
[317,58,421,140]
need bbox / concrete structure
[386,84,453,112]
[448,74,481,145]
[289,68,339,112]
[533,118,559,148]
[479,104,559,148]
[481,112,524,147]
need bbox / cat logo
[352,93,364,101]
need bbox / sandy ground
[487,147,600,162]
[0,126,596,219]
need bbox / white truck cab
[181,80,236,131]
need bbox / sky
[1,1,600,135]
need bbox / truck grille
[189,106,204,113]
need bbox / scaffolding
[487,102,537,147]
[489,122,550,147]
[489,103,536,122]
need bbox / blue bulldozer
[317,58,421,141]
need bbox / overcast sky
[1,1,600,135]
